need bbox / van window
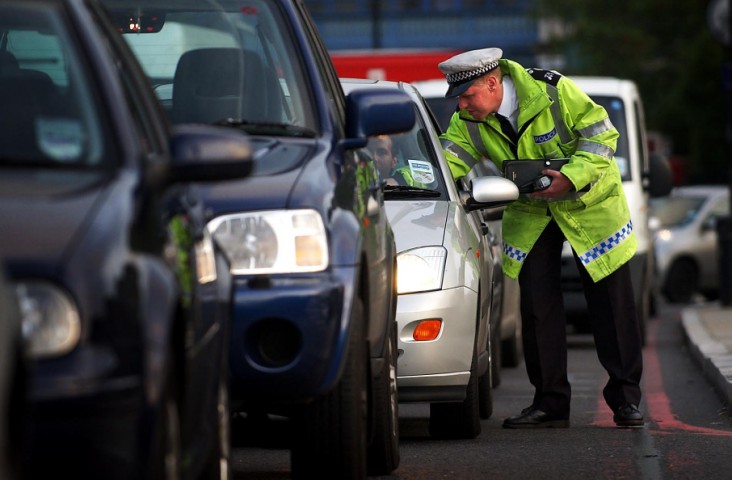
[589,95,630,182]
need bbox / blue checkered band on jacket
[578,221,633,265]
[446,61,499,85]
[503,243,528,264]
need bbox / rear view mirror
[111,10,166,33]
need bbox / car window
[424,96,457,133]
[365,104,447,198]
[106,0,317,135]
[0,4,108,168]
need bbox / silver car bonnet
[385,201,448,252]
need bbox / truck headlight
[397,246,446,294]
[207,209,328,275]
[16,282,81,359]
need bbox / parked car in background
[103,1,416,477]
[650,185,730,303]
[0,267,27,480]
[342,78,519,439]
[0,1,253,478]
[413,78,524,370]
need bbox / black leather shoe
[502,407,569,429]
[613,404,644,427]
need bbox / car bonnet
[385,200,449,252]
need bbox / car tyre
[148,354,182,480]
[201,369,231,480]
[428,345,481,439]
[478,340,493,420]
[501,323,523,368]
[367,322,400,475]
[291,297,368,480]
[490,328,501,388]
[663,258,698,304]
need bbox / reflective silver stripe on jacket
[577,221,633,265]
[441,138,479,169]
[465,122,492,160]
[503,242,528,264]
[577,139,615,160]
[578,117,614,139]
[545,84,572,143]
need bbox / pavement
[681,302,732,408]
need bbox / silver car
[412,78,524,373]
[651,185,730,303]
[341,78,518,439]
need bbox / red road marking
[593,320,732,436]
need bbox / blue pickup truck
[103,0,416,477]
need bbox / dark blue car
[0,1,252,478]
[103,0,415,477]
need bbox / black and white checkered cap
[438,48,503,97]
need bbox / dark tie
[495,113,517,144]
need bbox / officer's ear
[485,75,499,93]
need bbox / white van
[561,77,672,341]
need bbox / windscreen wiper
[213,118,317,138]
[384,184,441,198]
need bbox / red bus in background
[329,49,461,83]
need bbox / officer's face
[457,75,500,120]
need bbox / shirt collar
[497,76,518,127]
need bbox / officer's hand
[530,169,572,199]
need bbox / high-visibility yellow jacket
[440,59,636,282]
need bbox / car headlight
[16,282,81,359]
[397,246,446,294]
[207,209,328,275]
[656,228,673,242]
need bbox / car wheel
[501,320,523,368]
[478,341,493,420]
[201,371,231,480]
[366,322,399,475]
[3,339,26,480]
[428,345,481,439]
[500,277,522,367]
[663,258,698,303]
[490,327,501,388]
[148,355,182,480]
[291,297,368,480]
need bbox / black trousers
[518,219,643,417]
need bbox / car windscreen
[105,0,317,139]
[651,195,706,228]
[0,4,109,169]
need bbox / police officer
[438,47,644,428]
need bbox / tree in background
[532,0,727,184]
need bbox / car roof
[411,78,448,99]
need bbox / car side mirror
[166,124,253,183]
[462,176,519,212]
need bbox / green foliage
[533,0,729,183]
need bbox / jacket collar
[498,59,552,128]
